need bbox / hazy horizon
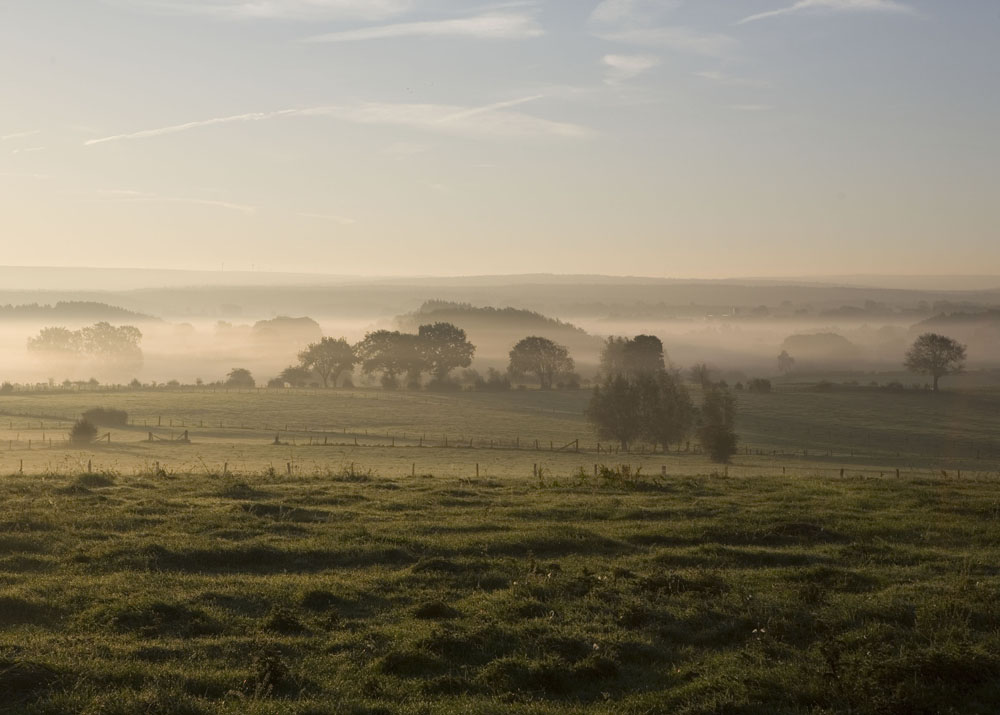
[0,264,999,293]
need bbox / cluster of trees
[270,323,476,390]
[220,331,581,392]
[586,335,738,462]
[269,328,581,392]
[27,322,143,367]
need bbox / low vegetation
[0,467,998,713]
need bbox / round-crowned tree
[298,337,356,388]
[225,368,255,388]
[507,336,574,390]
[904,333,966,391]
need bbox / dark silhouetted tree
[356,330,428,389]
[600,335,665,378]
[640,371,695,452]
[904,333,966,391]
[777,350,795,375]
[225,368,255,388]
[298,337,356,388]
[507,337,574,390]
[587,370,694,453]
[278,365,312,388]
[697,384,737,463]
[418,322,475,382]
[586,374,643,450]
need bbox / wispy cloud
[2,130,40,141]
[86,98,591,146]
[434,95,543,123]
[590,0,681,25]
[737,0,917,25]
[303,100,592,138]
[85,110,299,146]
[591,2,736,58]
[110,0,410,21]
[302,11,543,42]
[603,54,660,83]
[298,211,357,225]
[695,70,771,88]
[598,26,736,58]
[11,146,46,155]
[100,189,256,213]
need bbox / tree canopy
[27,322,143,370]
[698,384,737,463]
[298,337,356,388]
[904,333,966,391]
[225,368,255,388]
[507,336,574,390]
[418,322,476,382]
[587,370,694,451]
[600,335,665,378]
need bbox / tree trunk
[933,373,939,391]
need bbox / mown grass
[1,465,999,713]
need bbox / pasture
[0,386,998,478]
[1,386,999,713]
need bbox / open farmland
[2,387,1000,713]
[0,386,998,478]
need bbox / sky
[1,0,998,279]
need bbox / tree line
[27,322,143,368]
[259,325,579,391]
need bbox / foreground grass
[1,467,999,713]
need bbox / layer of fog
[2,311,996,387]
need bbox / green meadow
[0,386,999,713]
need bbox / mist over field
[5,1,1000,712]
[2,269,999,387]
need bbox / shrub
[0,382,13,394]
[698,424,738,463]
[748,378,772,393]
[81,408,128,427]
[69,419,98,445]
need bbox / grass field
[0,386,998,478]
[2,467,999,713]
[1,387,1000,713]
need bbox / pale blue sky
[1,0,997,277]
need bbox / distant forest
[0,301,157,322]
[399,300,589,335]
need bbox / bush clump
[81,407,128,427]
[69,419,98,445]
